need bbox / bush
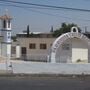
[76,59,81,62]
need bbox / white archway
[51,28,90,63]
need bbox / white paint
[72,48,88,63]
[51,27,90,63]
[7,44,11,56]
[51,53,56,63]
[1,29,11,43]
[0,15,12,58]
[0,44,2,55]
[16,45,21,58]
[1,44,7,56]
[1,44,11,58]
[71,26,79,33]
[11,61,90,75]
[72,38,88,63]
[0,63,6,70]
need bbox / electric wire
[0,2,90,22]
[0,0,90,12]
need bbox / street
[0,76,90,90]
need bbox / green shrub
[76,59,81,62]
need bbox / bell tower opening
[3,20,6,28]
[0,12,12,59]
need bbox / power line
[0,2,57,10]
[0,3,90,22]
[0,2,70,11]
[0,0,90,12]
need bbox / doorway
[21,47,27,60]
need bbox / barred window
[29,43,36,49]
[40,44,47,49]
[3,20,6,28]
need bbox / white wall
[0,63,6,70]
[0,44,2,56]
[1,44,11,57]
[72,38,88,63]
[16,45,21,58]
[1,44,7,57]
[12,61,90,75]
[1,61,90,75]
[55,38,89,63]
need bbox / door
[21,47,27,60]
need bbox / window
[29,43,36,49]
[62,44,70,50]
[40,44,47,49]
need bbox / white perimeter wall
[11,61,90,75]
[72,38,88,63]
[0,63,6,70]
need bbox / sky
[0,0,90,35]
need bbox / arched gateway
[51,27,90,63]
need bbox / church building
[0,13,89,64]
[51,27,90,63]
[0,14,12,61]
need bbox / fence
[11,54,50,62]
[11,54,90,63]
[56,56,72,63]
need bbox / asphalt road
[0,76,90,90]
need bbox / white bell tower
[0,13,12,59]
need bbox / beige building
[11,33,56,62]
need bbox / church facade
[51,27,90,63]
[0,13,88,64]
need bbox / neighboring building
[12,32,56,62]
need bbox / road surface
[0,76,90,90]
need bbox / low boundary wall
[11,61,90,75]
[0,63,6,70]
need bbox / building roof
[16,32,54,38]
[83,32,90,39]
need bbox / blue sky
[0,0,90,35]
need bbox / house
[12,32,56,62]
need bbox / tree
[27,25,30,37]
[50,26,54,33]
[53,23,81,37]
[11,36,17,42]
